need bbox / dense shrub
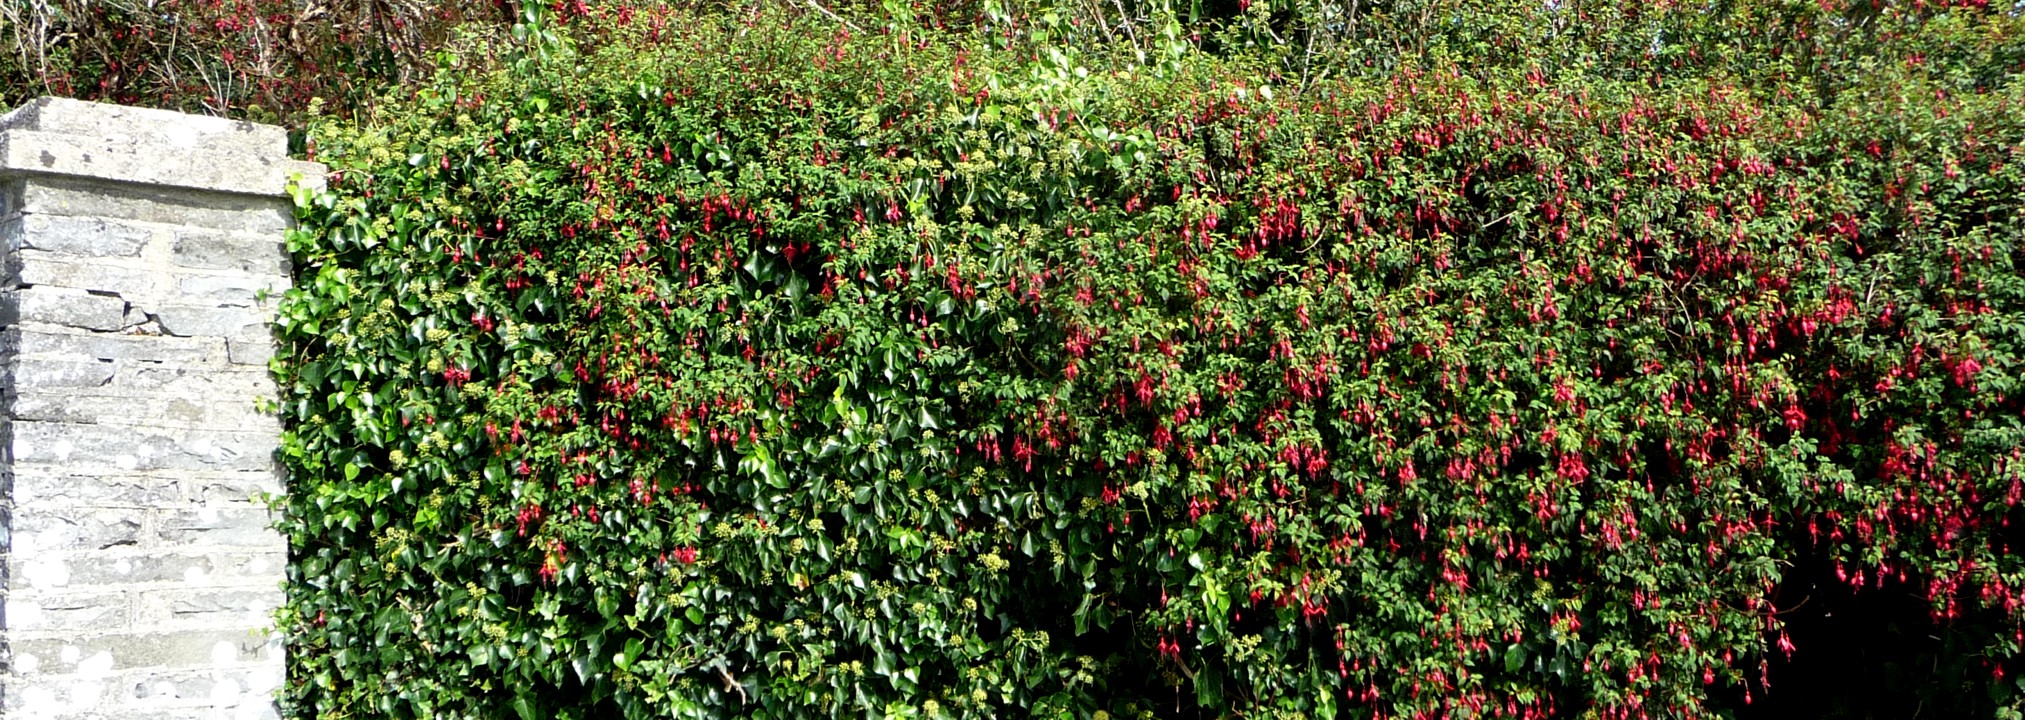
[0,0,985,122]
[278,3,2025,718]
[0,0,519,121]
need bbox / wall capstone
[0,97,323,720]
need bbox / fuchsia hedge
[278,3,2025,718]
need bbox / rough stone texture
[0,98,322,197]
[0,97,322,720]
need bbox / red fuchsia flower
[538,541,566,583]
[1782,403,1807,431]
[515,503,542,537]
[1555,452,1590,482]
[1952,355,1983,387]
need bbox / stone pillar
[0,97,322,720]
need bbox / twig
[1078,0,1116,48]
[717,665,748,703]
[1299,13,1317,90]
[394,596,438,653]
[1109,0,1139,51]
[801,0,860,32]
[1770,593,1812,616]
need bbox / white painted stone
[244,666,279,694]
[235,697,280,720]
[78,651,115,676]
[68,680,105,709]
[0,98,325,195]
[0,96,320,719]
[209,675,241,704]
[23,555,71,588]
[12,601,45,627]
[159,119,203,150]
[20,685,58,712]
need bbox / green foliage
[278,3,2025,718]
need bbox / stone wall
[0,98,322,719]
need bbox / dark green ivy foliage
[277,2,2025,718]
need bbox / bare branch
[801,0,860,33]
[716,665,748,703]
